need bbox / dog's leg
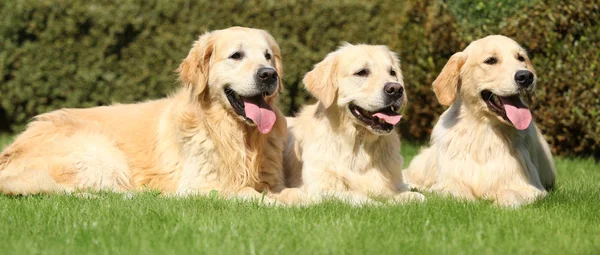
[494,187,546,208]
[0,156,71,195]
[1,117,132,196]
[274,187,312,206]
[1,151,130,196]
[392,191,426,204]
[431,180,478,202]
[403,147,438,190]
[302,167,380,206]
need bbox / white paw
[493,189,545,208]
[393,191,426,204]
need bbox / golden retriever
[280,43,425,205]
[403,35,556,207]
[0,27,287,201]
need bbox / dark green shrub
[395,0,463,141]
[0,0,598,157]
[0,0,413,127]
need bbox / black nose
[257,67,278,85]
[514,70,534,88]
[384,82,404,100]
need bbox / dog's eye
[390,69,396,76]
[517,55,525,62]
[484,57,498,65]
[265,53,272,60]
[354,69,369,77]
[229,52,244,60]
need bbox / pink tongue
[372,112,402,125]
[243,96,276,134]
[499,96,532,130]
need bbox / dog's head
[433,35,536,130]
[304,43,405,135]
[177,26,283,134]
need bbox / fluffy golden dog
[0,27,287,200]
[281,44,424,205]
[403,35,556,207]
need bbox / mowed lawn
[0,133,598,254]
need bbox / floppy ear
[177,32,215,100]
[433,52,467,106]
[261,30,284,94]
[303,52,339,108]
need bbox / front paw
[493,188,546,208]
[392,191,426,204]
[275,188,311,206]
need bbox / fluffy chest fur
[289,104,405,195]
[429,105,545,196]
[172,100,274,194]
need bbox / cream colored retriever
[281,44,424,205]
[403,35,556,207]
[0,27,287,200]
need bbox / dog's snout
[514,70,534,88]
[384,82,404,100]
[257,67,278,85]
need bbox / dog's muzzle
[255,67,278,95]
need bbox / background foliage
[0,0,598,157]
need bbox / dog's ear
[433,52,467,106]
[303,52,339,108]
[261,30,284,94]
[177,32,215,99]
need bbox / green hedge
[1,0,598,157]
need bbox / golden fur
[280,44,424,206]
[0,27,287,200]
[403,35,556,207]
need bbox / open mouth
[348,103,402,133]
[225,88,276,134]
[481,90,532,130]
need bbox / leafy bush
[0,0,598,157]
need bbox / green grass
[0,137,599,254]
